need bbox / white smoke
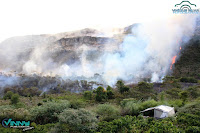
[0,14,198,87]
[100,15,198,85]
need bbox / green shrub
[180,77,198,83]
[97,115,154,133]
[178,102,200,115]
[162,76,181,88]
[137,81,153,91]
[167,99,183,110]
[30,100,70,124]
[58,108,98,132]
[95,86,107,102]
[95,104,120,121]
[84,91,92,100]
[97,115,137,132]
[162,76,176,83]
[0,127,22,132]
[116,80,129,94]
[10,94,20,105]
[159,92,165,102]
[29,122,56,133]
[106,86,114,99]
[123,100,141,115]
[42,92,46,98]
[179,91,189,104]
[148,120,179,133]
[0,105,30,121]
[166,88,182,99]
[3,91,13,100]
[120,98,136,108]
[185,126,200,133]
[140,99,159,111]
[122,99,160,116]
[177,113,200,127]
[186,86,200,99]
[69,99,86,109]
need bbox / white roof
[154,105,174,112]
[141,105,174,113]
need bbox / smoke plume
[0,15,199,87]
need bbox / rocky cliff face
[0,28,123,93]
[0,28,122,72]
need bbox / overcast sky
[0,0,199,42]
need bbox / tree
[106,86,114,99]
[95,86,106,102]
[84,91,92,100]
[179,91,188,105]
[137,81,153,91]
[10,94,20,104]
[3,91,13,100]
[116,80,129,94]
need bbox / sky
[0,0,199,42]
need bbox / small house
[141,105,175,119]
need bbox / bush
[30,100,70,124]
[97,115,137,132]
[178,102,200,115]
[123,100,141,115]
[177,113,200,127]
[179,91,189,104]
[95,104,120,121]
[185,126,200,133]
[166,88,182,99]
[167,99,183,109]
[10,94,20,105]
[122,99,160,116]
[95,86,107,102]
[97,115,155,132]
[149,120,179,133]
[162,76,176,83]
[58,108,98,132]
[120,98,136,107]
[0,105,30,121]
[140,99,159,111]
[84,91,92,100]
[137,81,153,91]
[116,80,129,94]
[69,99,86,109]
[180,77,198,83]
[186,86,200,99]
[106,86,114,99]
[3,91,13,100]
[162,76,181,88]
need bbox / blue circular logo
[2,118,9,128]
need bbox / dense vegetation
[173,39,200,78]
[0,75,199,133]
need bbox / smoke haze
[0,15,199,87]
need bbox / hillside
[173,17,200,79]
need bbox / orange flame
[180,47,181,50]
[170,55,177,69]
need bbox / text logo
[2,118,34,131]
[172,1,199,14]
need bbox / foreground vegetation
[0,76,199,133]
